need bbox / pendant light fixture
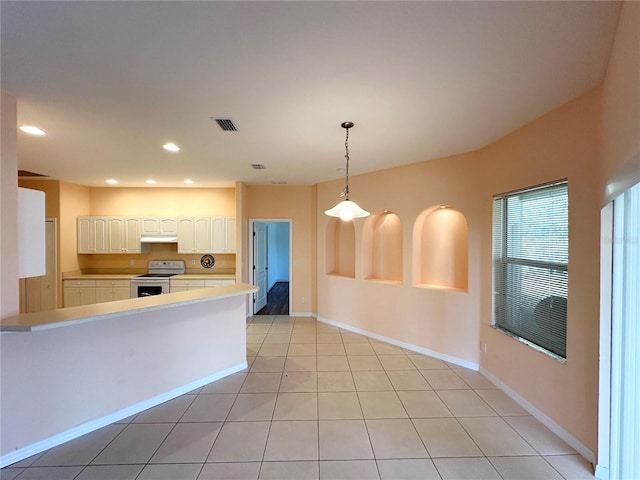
[324,122,370,221]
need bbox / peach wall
[317,150,483,365]
[317,82,615,458]
[89,187,235,217]
[1,91,19,319]
[246,185,317,314]
[476,88,601,455]
[417,207,468,291]
[58,182,90,279]
[600,1,640,202]
[362,213,403,283]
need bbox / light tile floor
[1,316,596,480]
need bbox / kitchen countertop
[1,283,256,332]
[63,273,137,280]
[172,274,236,280]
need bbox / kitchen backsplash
[77,243,235,274]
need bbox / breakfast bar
[0,283,257,467]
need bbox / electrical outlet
[129,259,134,266]
[481,342,488,353]
[192,259,196,265]
[300,297,305,304]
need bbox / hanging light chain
[343,126,350,200]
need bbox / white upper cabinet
[177,217,211,253]
[78,216,235,254]
[225,217,236,253]
[107,217,141,253]
[141,217,178,235]
[211,217,226,253]
[77,216,108,254]
[211,217,236,253]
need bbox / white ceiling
[2,1,621,188]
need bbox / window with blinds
[492,180,568,359]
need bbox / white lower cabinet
[63,280,96,307]
[204,279,236,287]
[94,279,130,303]
[170,279,205,292]
[64,278,132,307]
[171,278,235,292]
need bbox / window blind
[492,181,568,358]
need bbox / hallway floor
[1,316,595,480]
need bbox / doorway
[249,219,292,316]
[597,181,640,479]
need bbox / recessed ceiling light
[162,143,180,152]
[145,179,156,185]
[184,179,194,185]
[106,179,118,185]
[20,125,46,136]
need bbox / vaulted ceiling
[2,1,621,187]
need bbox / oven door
[130,280,170,298]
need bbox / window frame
[492,179,569,362]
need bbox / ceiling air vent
[251,164,266,170]
[272,181,287,185]
[212,118,237,131]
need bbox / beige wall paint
[1,91,19,319]
[58,182,90,281]
[600,0,640,202]
[317,88,602,455]
[89,187,235,217]
[317,150,484,364]
[476,88,601,454]
[246,185,317,314]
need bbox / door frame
[248,218,293,316]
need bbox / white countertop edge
[1,283,258,333]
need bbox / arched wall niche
[362,211,403,283]
[412,205,468,292]
[325,218,355,278]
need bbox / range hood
[140,234,178,244]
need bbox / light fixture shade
[324,200,370,221]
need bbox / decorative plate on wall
[200,254,215,268]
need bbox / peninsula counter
[0,283,257,467]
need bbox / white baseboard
[479,367,596,465]
[316,316,479,371]
[0,362,247,469]
[290,311,315,317]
